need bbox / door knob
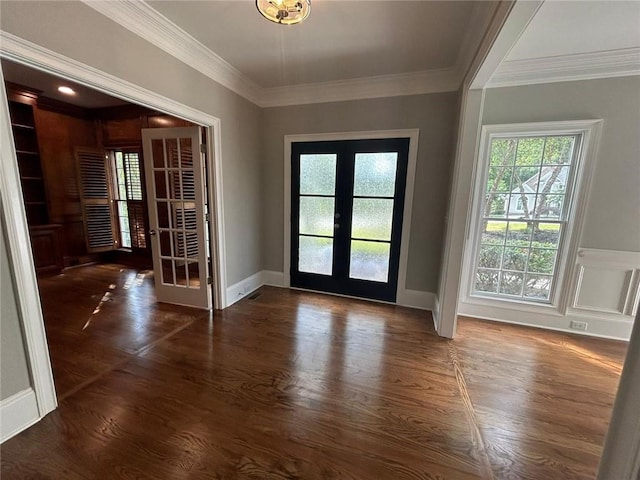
[334,223,340,229]
[149,229,157,236]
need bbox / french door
[142,127,211,309]
[291,138,409,302]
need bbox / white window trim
[283,129,419,304]
[461,120,603,315]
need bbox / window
[467,121,601,306]
[111,151,147,250]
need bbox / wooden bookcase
[8,98,49,225]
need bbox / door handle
[149,229,157,236]
[334,223,340,229]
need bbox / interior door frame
[0,33,229,431]
[284,129,419,305]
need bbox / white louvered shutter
[75,148,117,253]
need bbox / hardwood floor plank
[0,265,628,479]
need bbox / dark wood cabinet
[7,99,50,226]
[29,224,64,275]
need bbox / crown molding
[82,0,264,105]
[260,68,460,108]
[82,0,463,107]
[488,48,640,88]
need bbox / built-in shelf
[8,99,49,227]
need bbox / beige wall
[482,76,640,253]
[0,1,264,286]
[0,204,32,400]
[262,92,459,292]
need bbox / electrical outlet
[570,320,588,331]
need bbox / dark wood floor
[0,264,628,479]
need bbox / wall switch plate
[570,320,588,331]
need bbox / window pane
[351,198,393,241]
[500,271,524,296]
[475,269,499,293]
[502,247,527,272]
[300,154,336,195]
[299,236,333,275]
[533,194,565,220]
[489,139,517,166]
[353,153,397,197]
[299,197,335,236]
[481,221,507,245]
[349,240,390,282]
[524,274,552,300]
[543,136,575,165]
[515,137,544,165]
[528,249,556,274]
[124,153,143,200]
[161,259,175,285]
[478,244,502,269]
[486,166,513,193]
[532,223,561,248]
[506,221,531,246]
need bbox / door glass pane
[167,138,179,168]
[161,258,175,285]
[187,261,200,288]
[299,236,333,275]
[351,198,393,241]
[300,154,336,195]
[152,139,165,168]
[299,197,335,236]
[154,171,167,199]
[353,153,397,197]
[180,138,194,169]
[349,240,390,282]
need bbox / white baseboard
[262,270,285,287]
[225,270,437,313]
[396,289,437,311]
[459,301,633,341]
[225,271,264,307]
[1,388,40,443]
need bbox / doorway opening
[1,57,223,404]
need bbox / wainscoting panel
[570,249,640,319]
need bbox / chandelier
[256,0,311,25]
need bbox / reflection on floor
[1,264,628,479]
[36,263,207,399]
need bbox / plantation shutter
[75,147,116,253]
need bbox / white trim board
[0,31,228,310]
[283,129,419,306]
[489,48,640,88]
[0,70,57,418]
[81,1,465,107]
[0,389,40,444]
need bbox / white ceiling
[506,1,640,61]
[147,0,479,88]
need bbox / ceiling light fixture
[256,0,311,25]
[57,86,75,95]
